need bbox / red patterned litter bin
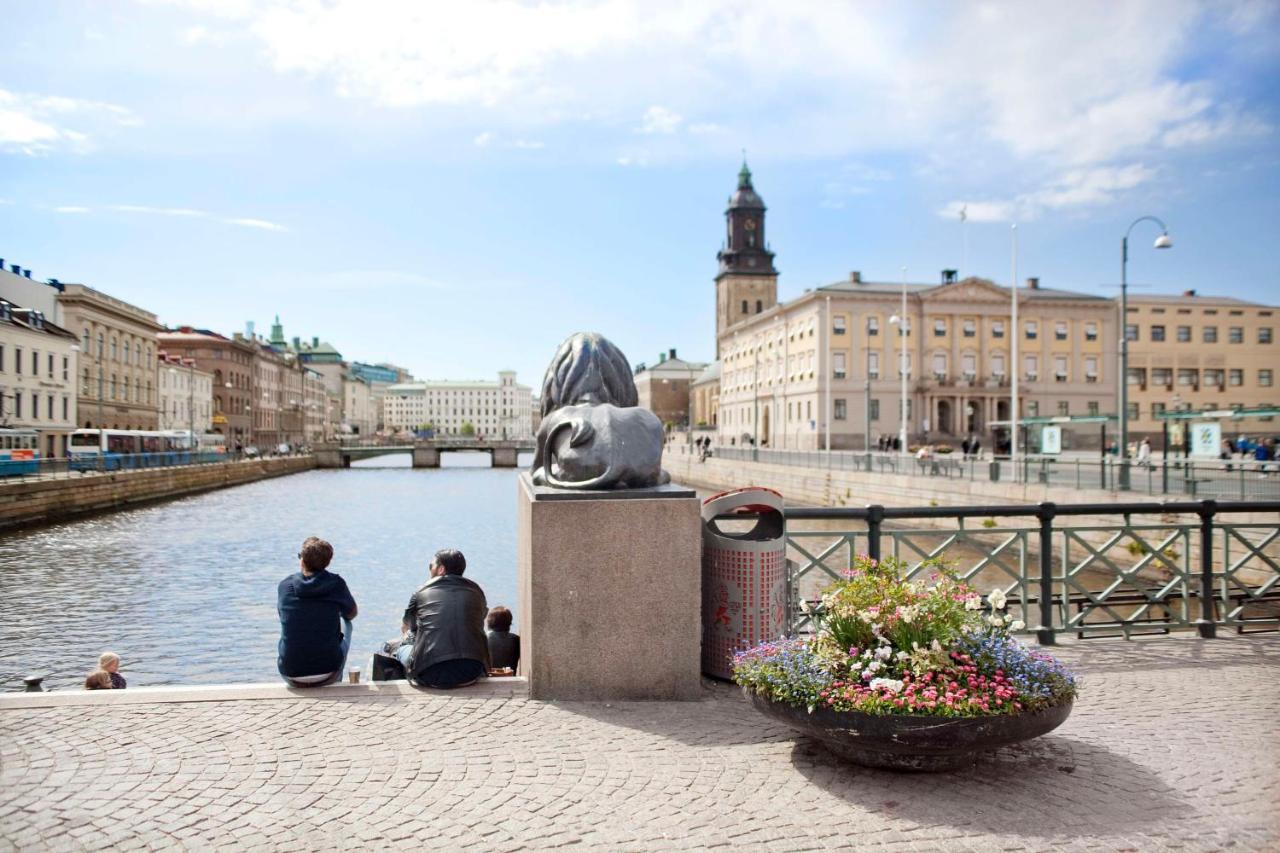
[701,487,787,680]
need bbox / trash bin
[701,487,787,680]
[989,460,1001,481]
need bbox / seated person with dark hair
[277,536,357,688]
[486,606,521,672]
[396,549,490,689]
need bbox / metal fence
[0,452,288,482]
[700,444,1280,500]
[781,500,1280,643]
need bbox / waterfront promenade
[2,634,1276,851]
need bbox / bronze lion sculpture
[531,332,670,490]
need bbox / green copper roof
[738,159,753,189]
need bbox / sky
[2,0,1278,386]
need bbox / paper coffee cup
[348,667,360,684]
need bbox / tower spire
[738,150,752,189]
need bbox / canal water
[0,453,532,691]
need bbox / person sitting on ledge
[277,536,357,688]
[98,651,126,689]
[84,670,113,690]
[396,549,490,689]
[485,606,520,673]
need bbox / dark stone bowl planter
[748,689,1073,772]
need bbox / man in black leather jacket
[395,549,491,688]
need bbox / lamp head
[1153,233,1172,249]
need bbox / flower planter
[748,689,1073,772]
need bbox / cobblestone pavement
[2,635,1277,851]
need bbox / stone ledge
[0,676,528,710]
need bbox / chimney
[1183,289,1196,297]
[312,336,319,348]
[659,352,667,363]
[23,269,31,279]
[669,348,677,360]
[1026,277,1040,289]
[292,336,301,349]
[9,264,18,274]
[942,269,957,284]
[849,271,862,283]
[180,325,193,333]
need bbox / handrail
[785,499,1280,520]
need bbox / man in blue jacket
[396,549,490,689]
[277,537,358,687]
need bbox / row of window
[1126,324,1273,344]
[1127,368,1273,388]
[0,391,72,422]
[830,316,1102,342]
[0,345,71,381]
[81,329,152,367]
[81,370,155,404]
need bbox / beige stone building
[1124,291,1278,442]
[0,297,79,457]
[691,362,720,428]
[157,352,213,436]
[633,349,709,429]
[383,371,533,438]
[58,284,163,431]
[717,273,1116,450]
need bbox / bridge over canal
[314,438,534,469]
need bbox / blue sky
[2,0,1278,385]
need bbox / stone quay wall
[0,457,315,531]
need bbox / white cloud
[0,89,141,155]
[473,131,493,147]
[113,204,207,217]
[639,105,682,135]
[225,217,288,231]
[55,205,92,214]
[938,163,1158,222]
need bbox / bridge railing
[776,499,1280,643]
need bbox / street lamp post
[1011,224,1019,481]
[824,295,831,453]
[1119,216,1173,490]
[888,266,908,459]
[864,316,873,461]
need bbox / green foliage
[460,421,476,436]
[982,518,998,529]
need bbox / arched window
[82,329,90,352]
[136,343,142,364]
[97,332,104,358]
[111,338,118,361]
[756,299,763,313]
[741,299,748,314]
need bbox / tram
[68,429,228,471]
[0,428,40,476]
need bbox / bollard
[23,675,45,692]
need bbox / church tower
[715,160,778,356]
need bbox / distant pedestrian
[98,651,127,689]
[961,436,972,460]
[486,606,521,673]
[277,537,358,688]
[1137,438,1152,468]
[971,437,982,459]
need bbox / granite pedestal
[517,473,702,700]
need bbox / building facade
[634,349,709,429]
[157,352,213,436]
[0,297,79,457]
[383,371,533,438]
[1124,291,1277,441]
[690,362,720,428]
[58,284,163,431]
[158,328,258,450]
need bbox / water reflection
[0,452,530,690]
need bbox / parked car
[244,446,260,458]
[276,443,292,456]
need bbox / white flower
[875,646,892,661]
[867,661,883,674]
[930,639,942,652]
[798,598,813,614]
[896,651,910,662]
[987,588,1008,611]
[869,677,904,694]
[987,614,1006,627]
[1009,620,1026,632]
[964,596,983,611]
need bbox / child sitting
[98,651,127,689]
[485,606,520,673]
[84,670,114,690]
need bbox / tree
[460,421,476,436]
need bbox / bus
[70,428,228,471]
[0,428,40,476]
